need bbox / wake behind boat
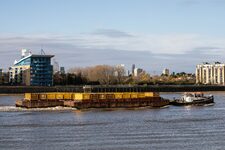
[170,92,214,106]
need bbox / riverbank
[1,85,225,94]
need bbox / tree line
[54,65,126,85]
[53,65,196,85]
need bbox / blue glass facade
[13,55,54,86]
[15,58,31,66]
[30,56,53,86]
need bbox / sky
[1,0,225,74]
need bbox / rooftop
[14,54,54,66]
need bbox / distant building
[114,64,126,77]
[0,69,9,85]
[60,67,65,74]
[134,68,143,77]
[2,71,9,85]
[0,69,2,84]
[132,64,135,75]
[127,70,130,76]
[9,49,54,86]
[162,68,170,76]
[117,64,125,68]
[53,59,60,73]
[196,62,225,85]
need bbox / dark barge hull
[16,97,170,109]
[16,100,64,108]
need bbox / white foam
[203,103,214,106]
[0,106,77,112]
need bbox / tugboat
[170,92,214,106]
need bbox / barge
[16,92,170,109]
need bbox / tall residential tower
[196,62,225,85]
[9,49,54,86]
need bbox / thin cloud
[92,29,133,38]
[1,31,225,73]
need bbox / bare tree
[114,65,126,84]
[90,65,115,84]
[68,65,126,85]
[133,71,151,84]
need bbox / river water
[0,92,225,150]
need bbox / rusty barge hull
[64,97,169,109]
[16,98,169,109]
[16,100,64,108]
[16,92,170,109]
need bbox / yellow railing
[25,92,160,101]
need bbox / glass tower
[10,53,54,86]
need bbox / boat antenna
[41,49,46,55]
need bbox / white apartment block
[196,62,225,85]
[134,68,143,77]
[162,68,170,76]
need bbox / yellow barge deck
[16,92,170,109]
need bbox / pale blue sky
[1,0,225,73]
[1,0,225,35]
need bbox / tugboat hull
[170,96,214,106]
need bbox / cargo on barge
[16,92,170,109]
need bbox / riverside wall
[1,85,225,94]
